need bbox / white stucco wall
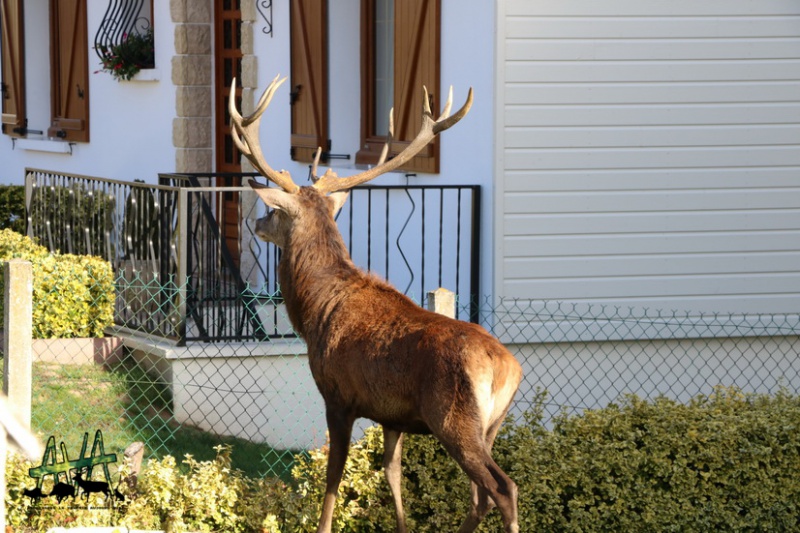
[250,1,495,189]
[0,0,177,186]
[2,0,498,297]
[150,332,800,449]
[252,0,498,296]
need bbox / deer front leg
[383,427,407,533]
[317,409,354,533]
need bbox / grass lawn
[3,354,298,480]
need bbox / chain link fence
[5,262,799,480]
[487,299,799,423]
[7,168,800,480]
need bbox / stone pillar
[3,260,33,426]
[238,1,260,285]
[427,287,456,319]
[171,0,213,173]
[239,0,257,172]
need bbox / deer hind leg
[457,482,495,533]
[454,452,518,533]
[457,416,508,532]
[317,409,355,533]
[382,427,407,533]
[441,424,518,533]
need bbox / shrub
[495,387,800,532]
[272,388,800,532]
[6,388,800,531]
[0,229,114,338]
[120,446,250,532]
[268,426,469,532]
[0,185,26,234]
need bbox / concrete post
[0,395,42,532]
[3,260,33,427]
[427,287,456,319]
[1,260,38,531]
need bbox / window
[357,0,440,173]
[0,0,90,141]
[289,0,441,173]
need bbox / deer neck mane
[278,192,361,339]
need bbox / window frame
[288,0,442,173]
[0,0,27,137]
[356,0,441,174]
[357,0,382,166]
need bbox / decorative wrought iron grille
[256,0,274,36]
[94,0,152,62]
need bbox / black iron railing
[94,0,153,64]
[25,169,181,339]
[160,173,482,342]
[26,169,481,344]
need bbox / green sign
[29,430,117,492]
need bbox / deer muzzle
[254,211,286,248]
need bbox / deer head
[230,75,473,248]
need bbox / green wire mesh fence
[486,298,799,423]
[6,264,799,480]
[14,169,799,482]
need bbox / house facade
[2,0,799,318]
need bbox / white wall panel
[497,1,800,315]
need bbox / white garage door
[498,1,800,315]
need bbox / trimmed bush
[235,388,800,532]
[0,229,114,338]
[497,387,800,532]
[0,185,26,234]
[121,446,249,532]
[6,388,800,531]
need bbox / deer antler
[230,75,300,194]
[312,86,473,194]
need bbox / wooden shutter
[392,0,440,173]
[290,0,329,163]
[48,0,90,143]
[0,0,26,137]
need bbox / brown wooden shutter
[290,0,329,163]
[0,0,26,137]
[48,0,90,143]
[392,0,440,173]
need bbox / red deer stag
[231,75,522,533]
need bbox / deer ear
[249,180,300,215]
[328,191,349,216]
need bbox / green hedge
[500,388,800,532]
[0,185,26,234]
[6,388,800,532]
[261,387,800,532]
[0,229,114,338]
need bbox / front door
[214,0,242,265]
